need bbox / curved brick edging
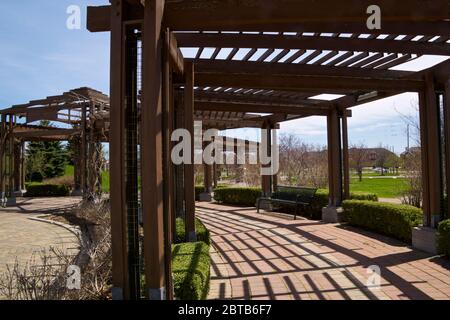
[28,216,82,240]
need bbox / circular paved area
[0,197,81,275]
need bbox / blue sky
[1,0,448,155]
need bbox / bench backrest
[272,186,318,204]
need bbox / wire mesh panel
[124,26,141,300]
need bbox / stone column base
[322,206,344,223]
[198,192,212,202]
[6,197,17,207]
[412,226,438,255]
[149,287,166,300]
[71,189,83,197]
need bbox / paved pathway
[198,203,450,300]
[0,198,81,275]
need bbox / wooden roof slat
[336,52,370,67]
[349,53,385,68]
[175,32,450,55]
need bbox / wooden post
[109,0,129,300]
[327,108,343,207]
[261,123,273,197]
[341,113,350,199]
[13,141,21,194]
[174,90,185,222]
[141,0,167,300]
[419,74,442,227]
[80,105,87,199]
[20,142,25,191]
[0,115,4,202]
[204,163,212,194]
[162,28,174,300]
[8,116,14,199]
[184,61,196,242]
[444,80,450,220]
[213,163,218,188]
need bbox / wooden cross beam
[87,2,450,36]
[194,101,352,117]
[195,73,424,93]
[191,59,413,80]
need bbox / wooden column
[419,74,442,227]
[445,80,450,220]
[8,116,14,198]
[20,142,25,191]
[141,0,167,300]
[213,163,218,188]
[204,163,212,194]
[162,28,174,299]
[109,0,129,300]
[261,123,272,197]
[174,90,185,222]
[80,105,87,199]
[341,113,350,199]
[0,115,4,201]
[13,141,21,193]
[184,61,197,242]
[327,108,343,207]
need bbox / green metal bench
[257,186,318,220]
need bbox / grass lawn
[350,177,407,198]
[62,165,110,193]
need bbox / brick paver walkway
[0,197,81,275]
[198,203,450,300]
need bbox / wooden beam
[195,90,322,106]
[13,128,79,138]
[192,59,412,80]
[195,101,332,116]
[178,33,450,56]
[88,4,450,36]
[195,73,424,93]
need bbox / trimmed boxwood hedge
[172,242,211,300]
[213,187,262,207]
[24,184,70,197]
[175,218,211,246]
[195,186,204,201]
[213,187,378,220]
[342,200,423,243]
[438,219,450,257]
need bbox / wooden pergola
[0,87,109,203]
[86,0,450,300]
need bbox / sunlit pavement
[198,202,450,300]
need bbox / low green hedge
[214,187,378,220]
[172,242,211,300]
[175,218,211,245]
[24,184,70,197]
[438,219,450,257]
[342,200,423,243]
[213,187,262,207]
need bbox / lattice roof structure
[84,0,450,300]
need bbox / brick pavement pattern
[198,203,450,300]
[0,197,81,275]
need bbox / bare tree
[349,143,368,182]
